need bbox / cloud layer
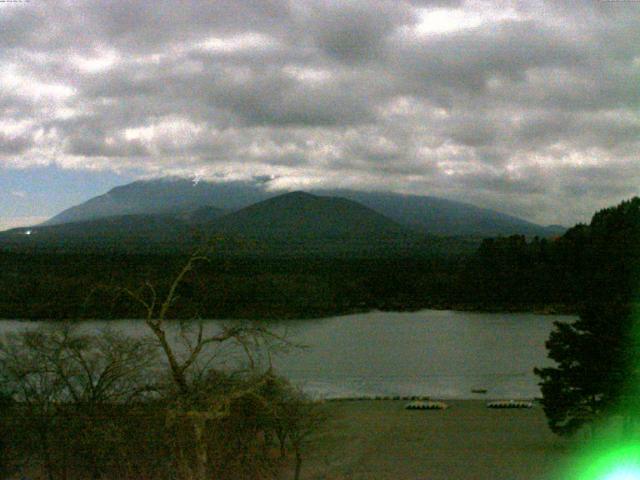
[2,0,640,225]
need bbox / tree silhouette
[535,198,640,437]
[535,302,638,436]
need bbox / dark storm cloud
[2,0,640,224]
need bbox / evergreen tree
[534,302,638,436]
[535,197,640,436]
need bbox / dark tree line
[459,199,640,311]
[534,197,640,437]
[458,221,612,312]
[0,253,466,320]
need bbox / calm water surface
[1,310,574,399]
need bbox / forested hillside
[459,197,640,311]
[0,253,464,319]
[1,197,637,320]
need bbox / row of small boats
[405,399,534,410]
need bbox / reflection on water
[0,310,574,399]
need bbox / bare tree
[0,324,157,479]
[0,247,321,480]
[118,248,296,480]
[262,376,326,480]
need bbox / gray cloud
[2,0,640,225]
[0,133,32,155]
[295,0,415,63]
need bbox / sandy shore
[297,400,576,480]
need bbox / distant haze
[0,216,49,232]
[1,1,639,227]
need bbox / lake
[0,309,574,399]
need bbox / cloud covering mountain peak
[1,0,639,225]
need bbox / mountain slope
[316,189,564,237]
[44,178,272,226]
[33,178,563,237]
[197,191,429,256]
[211,191,408,239]
[0,213,197,252]
[1,192,457,256]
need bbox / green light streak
[604,468,640,480]
[557,305,640,480]
[570,443,640,480]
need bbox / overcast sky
[2,0,640,230]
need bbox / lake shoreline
[0,302,578,322]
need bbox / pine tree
[535,197,640,437]
[534,302,637,436]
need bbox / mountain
[181,205,226,224]
[36,178,564,237]
[315,189,565,237]
[1,192,440,256]
[43,178,272,226]
[0,192,477,258]
[203,191,431,256]
[210,191,407,239]
[0,213,197,253]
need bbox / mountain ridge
[0,191,450,257]
[36,178,564,238]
